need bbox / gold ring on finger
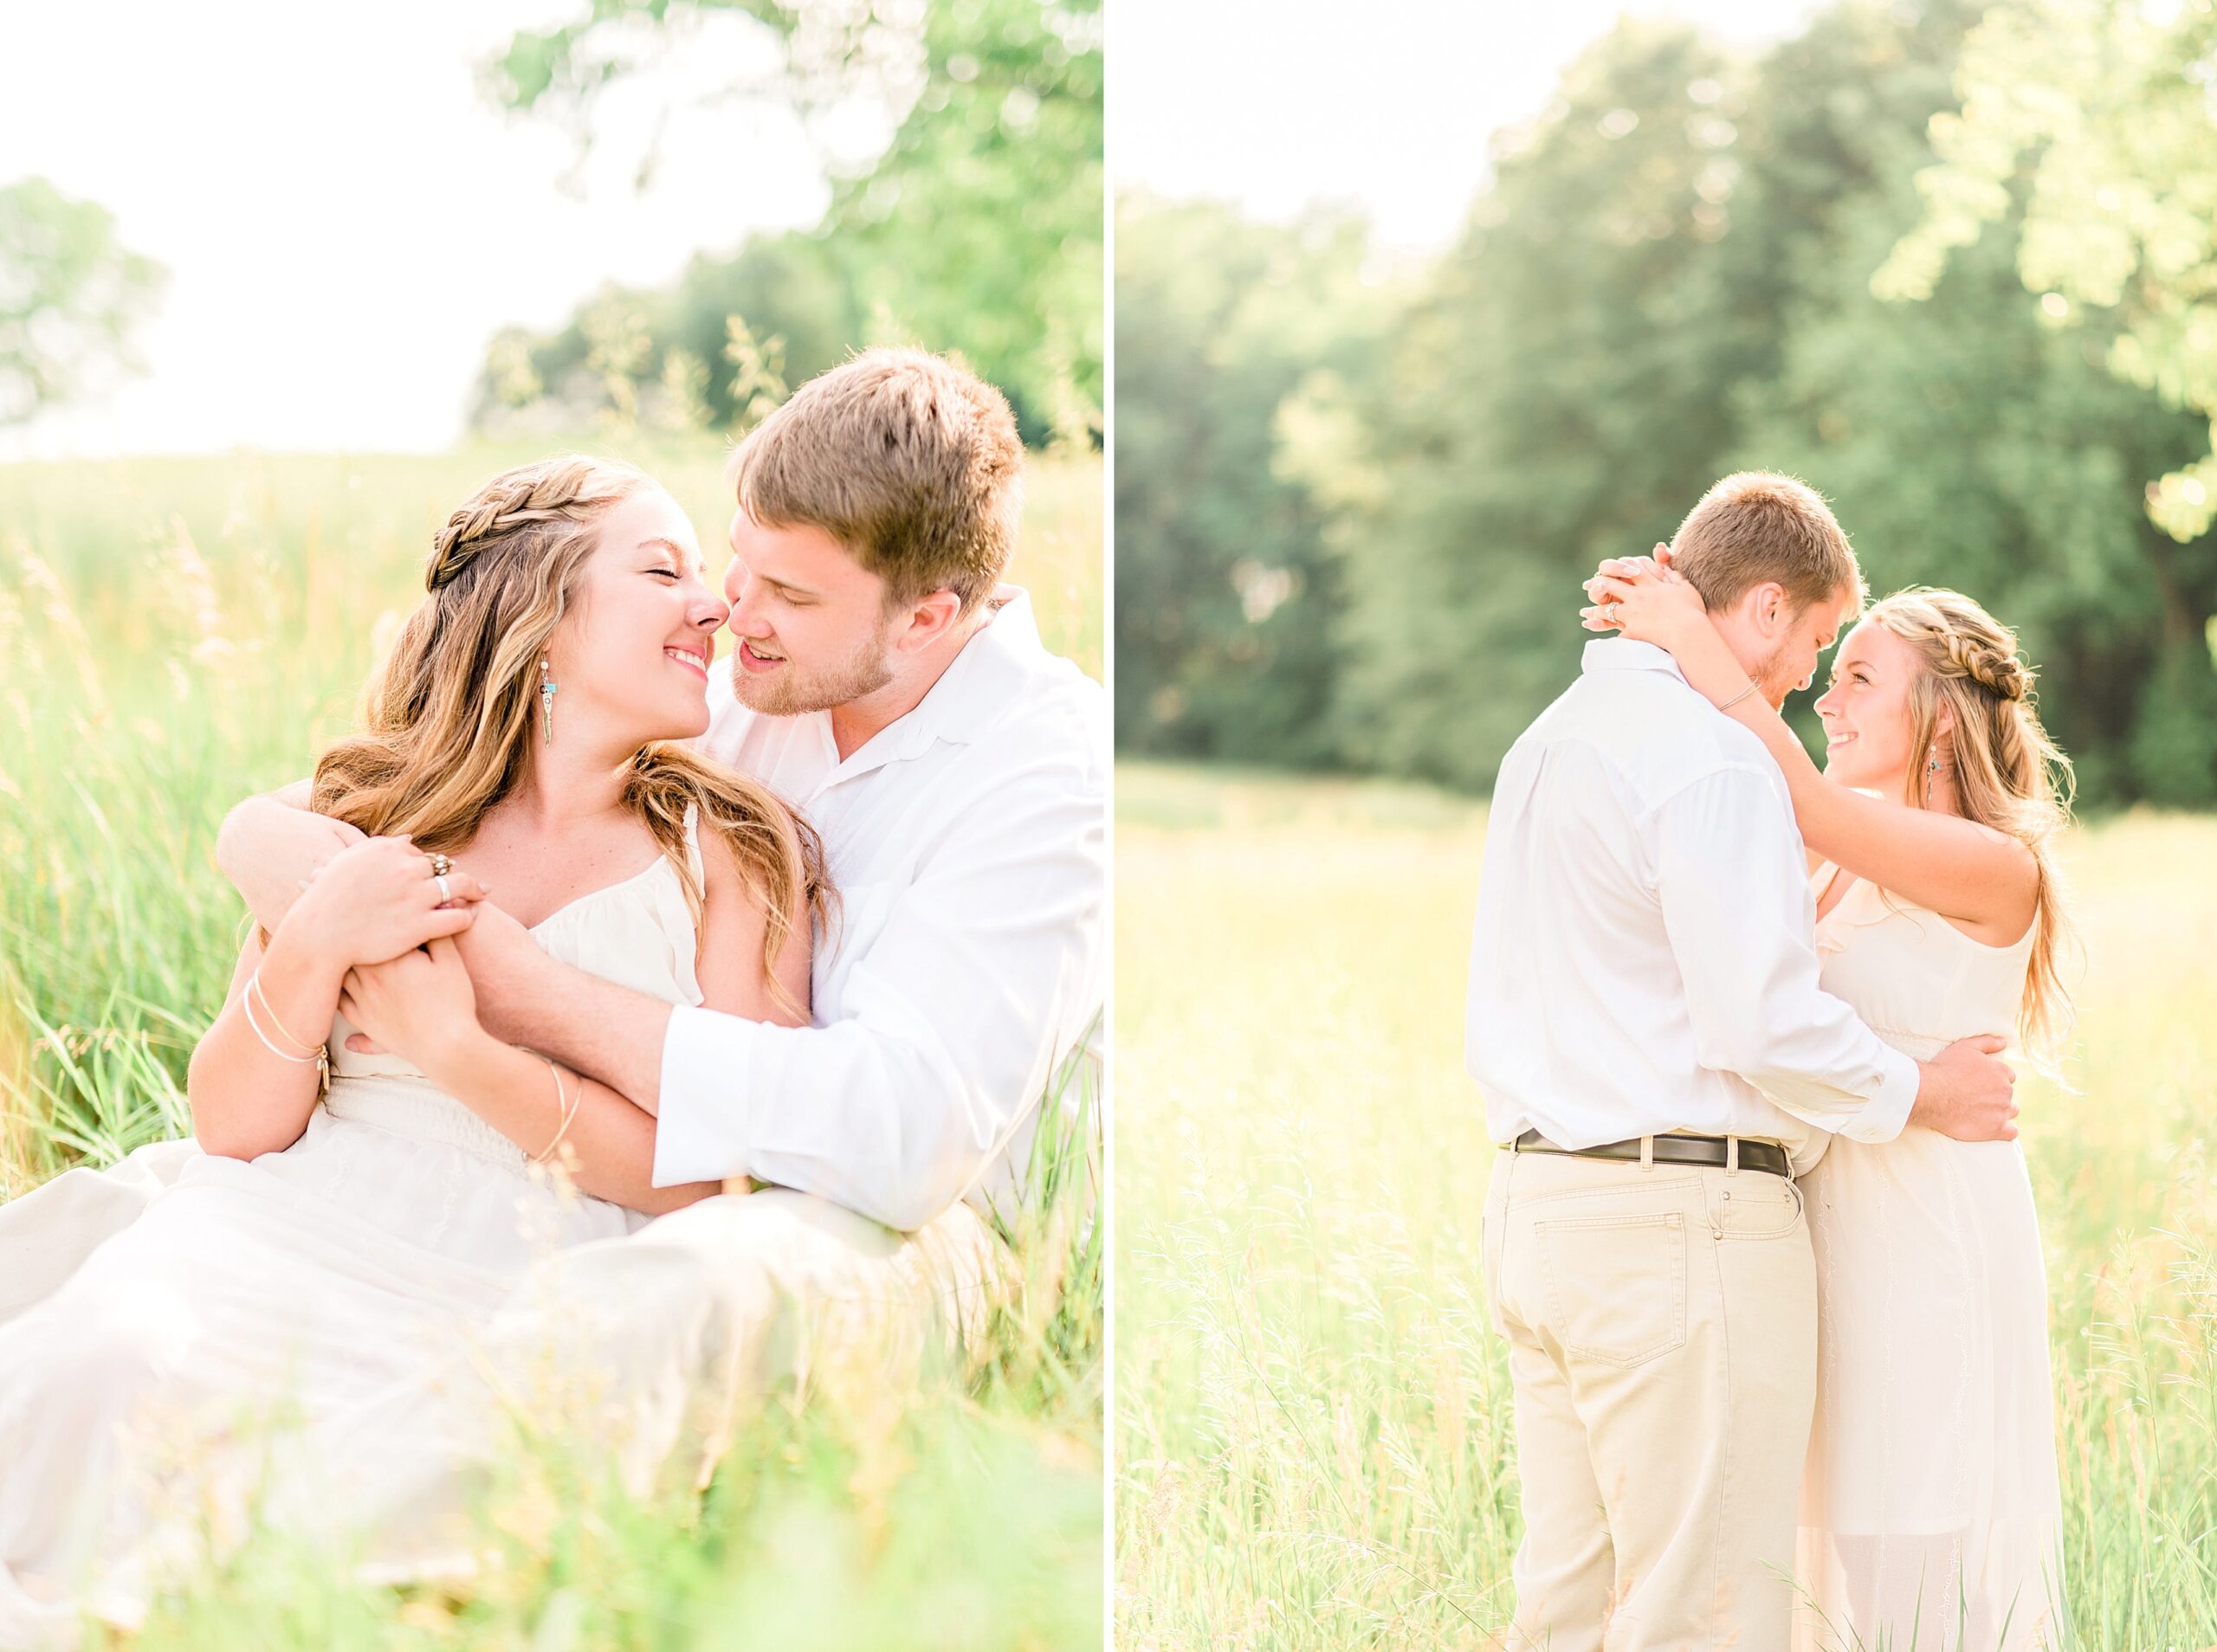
[428,851,452,878]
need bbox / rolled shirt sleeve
[650,744,1106,1232]
[1650,765,1921,1143]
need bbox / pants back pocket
[1535,1210,1688,1368]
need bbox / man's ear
[1746,580,1793,637]
[1716,581,1781,635]
[893,588,965,654]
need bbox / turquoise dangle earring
[539,654,558,744]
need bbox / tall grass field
[1115,760,2217,1650]
[0,442,1103,1650]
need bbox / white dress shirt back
[1465,640,1918,1171]
[650,588,1107,1230]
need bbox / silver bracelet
[529,1055,582,1166]
[247,971,323,1058]
[242,984,319,1064]
[1716,682,1759,713]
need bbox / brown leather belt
[1511,1127,1790,1179]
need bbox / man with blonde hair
[1465,471,2017,1649]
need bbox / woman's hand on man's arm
[217,784,488,959]
[217,780,365,932]
[294,836,488,966]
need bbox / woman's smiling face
[1813,619,1926,797]
[548,487,730,745]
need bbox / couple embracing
[1470,473,2071,1650]
[0,348,1105,1640]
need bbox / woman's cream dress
[1794,867,2065,1651]
[0,833,705,1646]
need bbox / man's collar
[840,584,1044,772]
[1581,636,1690,684]
[900,584,1042,749]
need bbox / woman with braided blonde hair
[1580,552,2072,1649]
[0,454,827,1636]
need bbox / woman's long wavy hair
[311,455,829,1013]
[1865,586,2079,1061]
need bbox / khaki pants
[1481,1145,1816,1651]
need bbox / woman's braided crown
[1939,625,2030,702]
[427,456,640,592]
[1876,589,2032,703]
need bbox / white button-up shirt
[1466,639,1919,1171]
[650,589,1108,1230]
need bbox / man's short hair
[728,347,1024,612]
[1669,472,1865,616]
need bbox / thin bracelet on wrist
[242,988,318,1064]
[529,1054,583,1167]
[242,981,332,1092]
[248,971,323,1058]
[1716,681,1759,713]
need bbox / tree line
[1116,0,2217,805]
[3,2,1100,455]
[472,0,1102,450]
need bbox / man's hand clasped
[1915,1034,2020,1142]
[338,938,482,1073]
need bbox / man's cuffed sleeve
[652,1006,766,1186]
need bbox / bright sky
[1,1,875,460]
[1113,0,1819,251]
[10,2,1822,459]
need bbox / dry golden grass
[1115,760,2217,1650]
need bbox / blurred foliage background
[0,176,165,428]
[1115,0,2217,806]
[477,0,1102,449]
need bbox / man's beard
[1749,640,1796,707]
[728,626,896,716]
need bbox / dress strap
[682,801,704,886]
